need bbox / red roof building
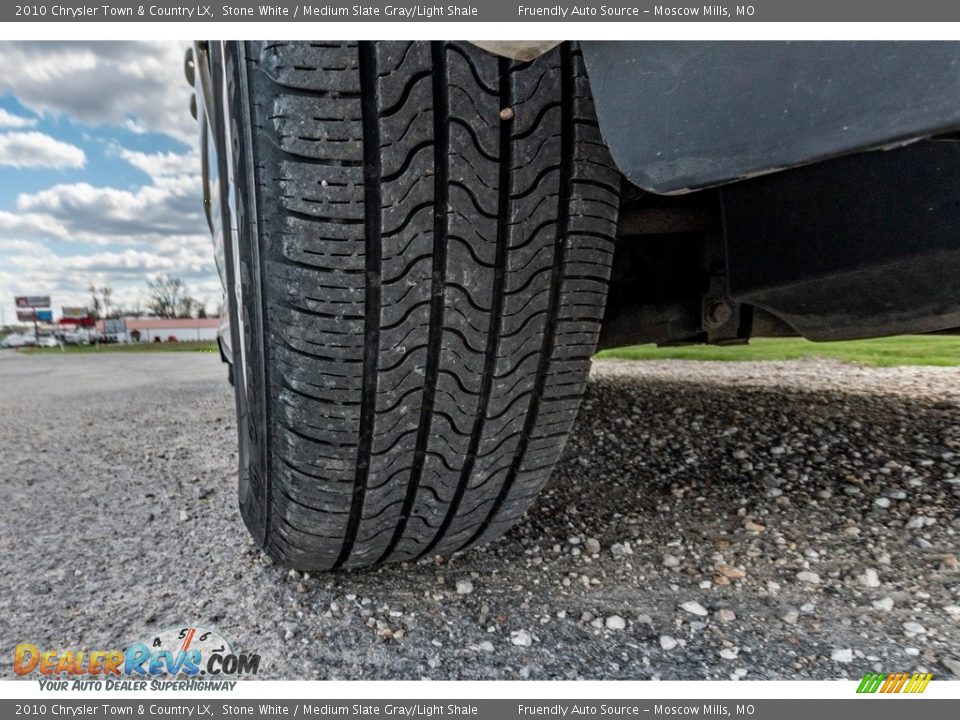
[97,317,221,342]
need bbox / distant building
[97,317,220,342]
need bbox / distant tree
[100,286,114,319]
[177,295,197,319]
[197,305,208,319]
[146,275,186,318]
[88,284,102,320]
[88,284,115,320]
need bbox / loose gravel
[1,352,958,680]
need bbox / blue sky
[0,41,219,325]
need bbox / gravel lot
[1,351,958,681]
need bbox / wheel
[224,41,620,570]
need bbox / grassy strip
[16,341,219,354]
[595,336,960,367]
[12,336,960,366]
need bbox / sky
[0,41,220,326]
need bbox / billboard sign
[14,295,51,308]
[15,308,54,322]
[61,306,88,319]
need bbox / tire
[226,41,619,570]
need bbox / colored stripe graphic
[181,627,196,652]
[857,672,932,694]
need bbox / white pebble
[680,601,708,617]
[605,615,626,630]
[902,621,926,637]
[872,597,894,612]
[659,635,678,650]
[510,629,533,647]
[831,648,854,663]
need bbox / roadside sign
[61,306,87,319]
[16,309,36,322]
[35,309,53,323]
[14,295,51,308]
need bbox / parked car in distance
[1,333,38,348]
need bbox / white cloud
[0,131,85,169]
[0,238,37,252]
[6,246,209,276]
[0,209,70,239]
[0,42,219,324]
[0,144,205,246]
[117,146,200,180]
[0,41,196,146]
[16,175,205,241]
[0,241,219,322]
[0,108,36,128]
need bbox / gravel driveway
[1,351,958,680]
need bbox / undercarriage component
[601,139,960,347]
[722,140,960,340]
[583,41,960,193]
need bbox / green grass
[17,341,219,354]
[595,335,960,367]
[13,335,960,366]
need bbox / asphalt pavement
[1,350,958,680]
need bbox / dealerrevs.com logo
[14,626,260,691]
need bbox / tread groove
[379,41,449,563]
[334,41,382,570]
[416,54,513,560]
[460,44,576,551]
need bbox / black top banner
[5,0,960,22]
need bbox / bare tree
[177,295,197,319]
[146,275,186,318]
[88,284,102,320]
[100,286,114,319]
[88,284,116,319]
